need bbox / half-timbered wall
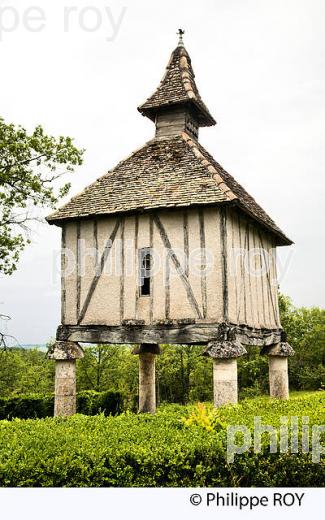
[225,207,280,330]
[61,206,280,330]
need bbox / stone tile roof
[47,133,292,245]
[138,44,216,126]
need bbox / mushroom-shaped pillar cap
[261,342,295,357]
[47,341,84,360]
[203,340,247,359]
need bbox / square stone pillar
[213,358,238,407]
[132,343,161,414]
[139,352,156,413]
[54,360,77,416]
[268,356,289,400]
[47,341,84,417]
[204,333,247,408]
[261,339,294,400]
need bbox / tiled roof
[138,44,216,126]
[47,133,292,245]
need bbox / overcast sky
[1,0,324,344]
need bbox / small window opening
[139,248,152,296]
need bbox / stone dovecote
[46,33,294,415]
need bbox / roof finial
[177,28,185,47]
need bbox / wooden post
[47,341,84,417]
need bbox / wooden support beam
[57,323,282,347]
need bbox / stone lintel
[47,341,84,360]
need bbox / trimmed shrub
[0,390,125,420]
[0,392,323,487]
[77,390,125,416]
[0,394,53,420]
[297,365,325,390]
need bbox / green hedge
[0,394,53,420]
[77,390,125,416]
[0,390,125,420]
[0,392,324,487]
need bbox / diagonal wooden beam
[153,214,203,319]
[77,218,121,324]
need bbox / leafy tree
[237,347,269,397]
[76,344,210,406]
[0,116,84,275]
[77,345,138,404]
[237,295,325,394]
[77,344,118,391]
[279,294,325,390]
[0,348,54,397]
[156,345,211,404]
